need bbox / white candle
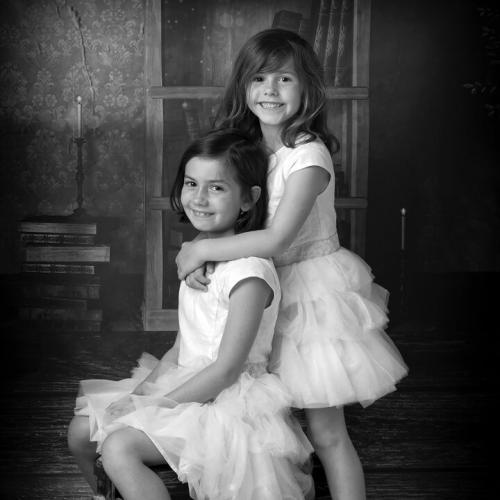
[76,96,82,138]
[400,208,406,251]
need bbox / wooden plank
[150,86,369,100]
[150,196,368,211]
[0,472,189,500]
[0,390,490,474]
[144,0,165,330]
[317,468,493,500]
[3,325,493,394]
[0,468,492,500]
[0,474,92,499]
[4,330,176,394]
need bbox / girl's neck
[261,125,284,154]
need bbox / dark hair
[170,129,269,234]
[215,28,339,154]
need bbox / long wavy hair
[215,28,339,154]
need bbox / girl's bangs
[259,47,293,73]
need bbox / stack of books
[17,216,110,332]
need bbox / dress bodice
[177,257,280,368]
[266,140,340,266]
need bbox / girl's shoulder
[216,257,280,296]
[275,138,333,176]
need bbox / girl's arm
[132,333,181,395]
[106,334,182,415]
[164,276,272,404]
[176,166,330,279]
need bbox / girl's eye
[210,185,224,192]
[252,75,264,82]
[184,180,196,187]
[280,75,292,82]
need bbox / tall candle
[400,208,406,251]
[76,96,82,138]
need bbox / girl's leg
[100,427,170,500]
[67,415,99,492]
[305,406,365,500]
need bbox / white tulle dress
[266,139,408,409]
[74,257,313,500]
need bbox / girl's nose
[263,78,278,96]
[194,187,208,205]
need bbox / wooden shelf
[150,86,368,100]
[148,196,367,211]
[143,0,372,330]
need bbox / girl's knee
[306,408,350,451]
[67,416,91,454]
[101,429,139,472]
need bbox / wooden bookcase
[143,0,371,330]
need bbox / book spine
[20,319,102,332]
[310,0,332,63]
[19,307,103,321]
[182,101,201,140]
[23,245,110,263]
[272,10,303,32]
[21,297,89,310]
[19,222,96,235]
[323,0,343,85]
[333,0,353,87]
[19,282,100,300]
[22,263,97,275]
[20,233,96,245]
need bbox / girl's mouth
[259,102,283,109]
[190,209,212,218]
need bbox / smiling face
[181,156,253,238]
[246,58,302,145]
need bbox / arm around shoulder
[197,165,329,261]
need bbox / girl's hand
[133,382,147,395]
[176,241,206,280]
[106,395,135,418]
[185,262,215,291]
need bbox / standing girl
[68,129,314,500]
[176,29,408,500]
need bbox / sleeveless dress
[267,139,408,409]
[74,257,313,500]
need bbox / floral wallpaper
[0,0,145,273]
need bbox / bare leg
[306,406,365,500]
[67,415,99,492]
[101,427,170,500]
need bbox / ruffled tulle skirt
[74,354,314,500]
[270,247,408,409]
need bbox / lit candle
[76,96,82,138]
[400,208,406,251]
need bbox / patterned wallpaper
[0,0,145,273]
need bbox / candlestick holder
[399,208,408,319]
[72,136,87,217]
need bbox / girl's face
[181,156,253,238]
[246,58,302,136]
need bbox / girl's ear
[241,186,261,212]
